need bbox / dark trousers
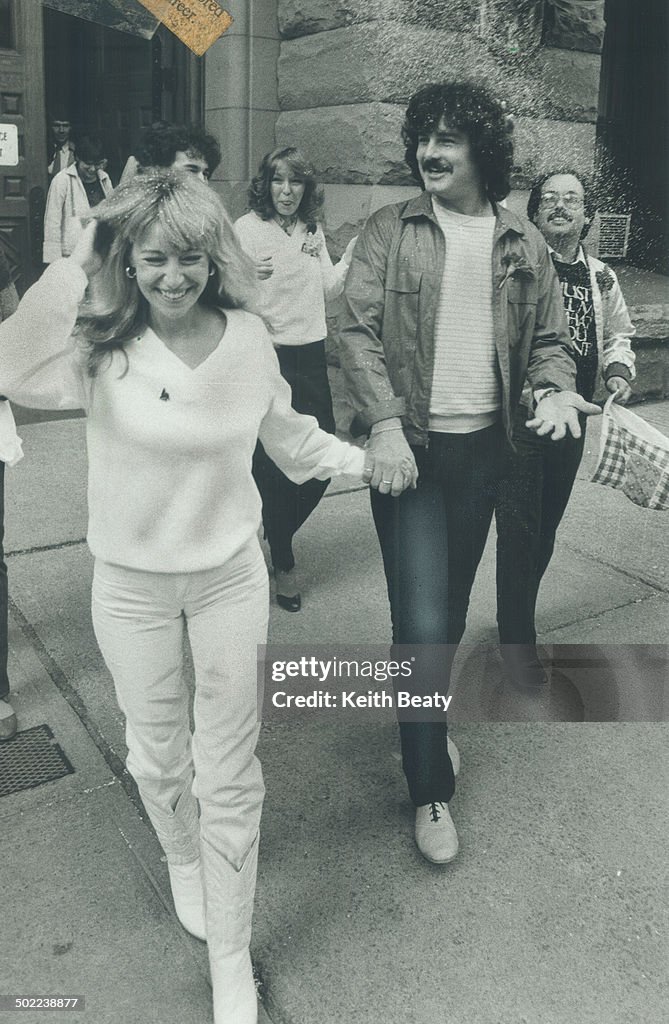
[495,404,586,656]
[253,340,335,573]
[0,462,8,701]
[370,424,504,805]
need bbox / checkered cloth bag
[591,395,669,510]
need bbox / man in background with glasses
[495,170,636,690]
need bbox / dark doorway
[597,0,669,273]
[43,7,202,184]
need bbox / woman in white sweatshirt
[0,171,367,1024]
[235,148,357,612]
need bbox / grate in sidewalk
[0,724,74,797]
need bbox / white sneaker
[168,857,206,941]
[415,802,459,864]
[447,736,460,778]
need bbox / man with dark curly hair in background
[120,123,221,184]
[338,81,601,865]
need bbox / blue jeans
[370,424,504,805]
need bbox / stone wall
[274,0,606,248]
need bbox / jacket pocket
[382,268,421,388]
[386,267,422,293]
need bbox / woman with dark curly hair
[235,147,357,611]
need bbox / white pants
[91,540,268,878]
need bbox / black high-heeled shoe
[274,569,301,612]
[276,591,301,612]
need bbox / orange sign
[136,0,233,55]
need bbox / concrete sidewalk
[1,404,668,1023]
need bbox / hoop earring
[125,266,136,279]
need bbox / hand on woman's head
[70,221,105,280]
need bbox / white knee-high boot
[205,834,259,1024]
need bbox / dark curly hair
[527,168,595,239]
[135,124,221,176]
[402,81,513,203]
[247,147,324,225]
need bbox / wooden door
[0,0,47,293]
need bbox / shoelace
[429,801,446,823]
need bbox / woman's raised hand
[70,221,105,280]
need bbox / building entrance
[43,6,201,185]
[0,2,201,293]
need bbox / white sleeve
[600,267,636,379]
[43,175,67,264]
[0,260,90,410]
[317,227,352,302]
[257,332,364,483]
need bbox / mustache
[549,208,573,221]
[421,160,452,174]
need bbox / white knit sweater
[234,212,350,347]
[0,260,364,573]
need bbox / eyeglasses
[539,192,585,209]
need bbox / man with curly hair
[495,169,635,689]
[128,123,221,183]
[338,81,600,865]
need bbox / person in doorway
[495,169,635,688]
[338,81,600,865]
[43,136,113,263]
[235,147,357,610]
[47,112,76,179]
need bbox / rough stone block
[275,103,412,184]
[629,307,669,342]
[512,117,596,183]
[544,0,605,54]
[278,23,601,122]
[277,0,480,39]
[535,47,601,122]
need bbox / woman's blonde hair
[76,170,258,375]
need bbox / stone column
[205,0,281,219]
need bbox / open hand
[526,391,601,440]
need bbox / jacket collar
[400,191,526,237]
[64,163,110,187]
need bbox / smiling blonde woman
[0,171,368,1024]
